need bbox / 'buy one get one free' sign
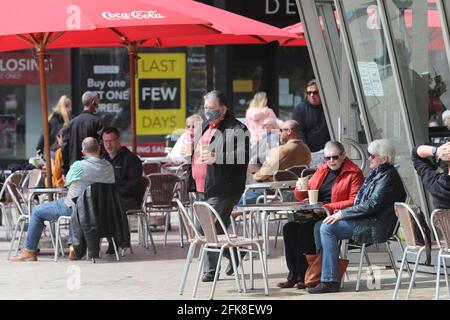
[136,53,186,135]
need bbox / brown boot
[68,245,78,261]
[10,249,37,262]
[276,279,298,288]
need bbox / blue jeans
[314,219,354,282]
[235,189,265,207]
[24,198,73,251]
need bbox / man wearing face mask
[62,91,104,174]
[189,90,250,282]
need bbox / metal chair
[273,169,298,182]
[192,201,269,300]
[0,171,24,240]
[142,162,161,176]
[286,165,308,178]
[146,173,180,246]
[176,199,206,295]
[300,167,317,178]
[393,203,434,300]
[430,209,450,300]
[126,176,156,254]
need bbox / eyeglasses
[368,152,376,159]
[307,90,319,96]
[324,155,340,161]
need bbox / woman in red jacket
[277,141,364,289]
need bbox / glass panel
[386,0,450,146]
[340,0,423,203]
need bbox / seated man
[102,127,143,254]
[277,141,364,289]
[237,120,311,206]
[412,142,450,208]
[10,137,115,261]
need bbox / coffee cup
[308,189,319,205]
[201,145,209,162]
[184,142,193,156]
[297,177,309,191]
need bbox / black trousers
[283,220,317,281]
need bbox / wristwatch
[431,146,438,157]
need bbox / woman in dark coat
[309,139,406,294]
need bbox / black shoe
[106,244,115,255]
[201,272,218,282]
[225,251,247,276]
[307,282,340,294]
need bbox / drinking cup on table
[308,189,319,205]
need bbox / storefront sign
[233,80,253,93]
[136,53,186,135]
[123,142,165,157]
[0,52,70,85]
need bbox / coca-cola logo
[101,10,165,20]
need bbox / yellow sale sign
[136,53,186,135]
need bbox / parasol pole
[128,42,138,154]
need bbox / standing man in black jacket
[292,79,330,153]
[412,142,450,208]
[189,90,250,282]
[102,127,143,254]
[62,91,104,174]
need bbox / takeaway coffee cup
[201,144,209,162]
[297,177,309,191]
[308,190,319,205]
[184,142,193,156]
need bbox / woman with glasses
[308,139,406,294]
[277,141,364,289]
[169,114,203,164]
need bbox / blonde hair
[186,114,202,124]
[248,92,268,110]
[50,95,71,126]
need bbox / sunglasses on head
[307,90,319,96]
[324,155,340,161]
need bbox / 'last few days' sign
[136,53,186,135]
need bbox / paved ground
[0,218,444,300]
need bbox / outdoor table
[237,201,326,286]
[140,156,171,164]
[242,180,297,205]
[27,187,68,215]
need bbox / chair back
[6,181,28,217]
[394,202,427,248]
[193,201,232,244]
[147,173,180,206]
[176,199,202,242]
[137,176,150,209]
[0,171,24,202]
[21,169,42,189]
[286,165,308,177]
[273,169,298,182]
[301,168,317,178]
[143,162,161,175]
[431,209,450,250]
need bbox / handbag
[304,253,349,288]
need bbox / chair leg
[393,247,409,300]
[435,251,442,300]
[145,216,157,254]
[229,246,242,294]
[386,241,398,279]
[356,244,366,292]
[255,242,269,296]
[179,242,196,295]
[111,238,120,261]
[16,221,26,256]
[395,235,412,278]
[178,211,184,248]
[406,248,424,300]
[363,248,375,284]
[209,247,225,300]
[442,256,450,295]
[237,247,247,293]
[54,222,60,262]
[7,217,22,260]
[164,212,170,247]
[273,220,281,248]
[192,245,207,298]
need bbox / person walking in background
[62,91,103,174]
[292,79,330,153]
[36,95,72,156]
[45,127,67,188]
[245,91,278,145]
[170,114,203,165]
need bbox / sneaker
[307,282,340,294]
[201,272,218,282]
[10,249,37,262]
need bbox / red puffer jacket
[294,158,364,213]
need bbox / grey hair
[204,90,228,107]
[81,137,100,154]
[82,91,99,107]
[368,139,396,163]
[443,110,450,127]
[324,141,345,155]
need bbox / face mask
[204,108,221,121]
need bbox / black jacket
[411,146,450,209]
[105,147,143,211]
[36,113,66,153]
[188,111,250,198]
[292,100,330,152]
[62,111,103,174]
[341,166,406,244]
[71,183,130,258]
